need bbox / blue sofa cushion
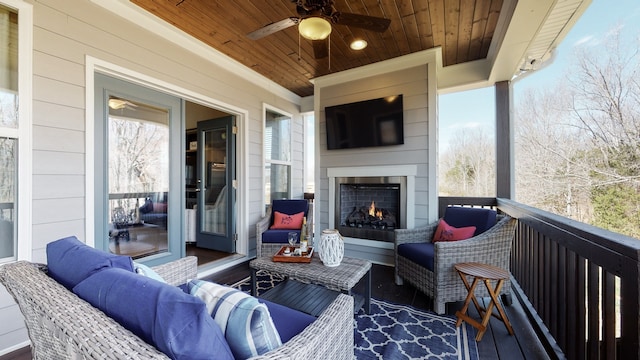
[73,268,233,360]
[259,299,315,343]
[443,207,497,236]
[397,242,435,271]
[46,236,134,289]
[187,280,282,359]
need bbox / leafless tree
[440,128,495,197]
[515,28,640,235]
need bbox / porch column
[495,81,514,199]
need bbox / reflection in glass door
[107,96,169,259]
[196,117,235,252]
[95,73,183,265]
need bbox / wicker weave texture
[0,261,169,359]
[0,255,354,359]
[394,215,517,314]
[250,255,371,292]
[256,202,314,258]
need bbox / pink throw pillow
[153,202,167,213]
[433,219,476,242]
[270,211,304,230]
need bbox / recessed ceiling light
[350,39,368,50]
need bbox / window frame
[0,0,33,262]
[262,104,292,212]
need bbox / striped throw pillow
[188,280,282,359]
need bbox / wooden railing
[439,197,640,360]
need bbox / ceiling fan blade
[312,39,329,59]
[247,17,299,40]
[337,12,391,33]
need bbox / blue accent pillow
[46,236,134,289]
[73,268,233,360]
[188,280,282,359]
[443,207,497,236]
[259,299,315,343]
[133,261,166,283]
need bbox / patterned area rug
[354,299,478,360]
[233,271,479,360]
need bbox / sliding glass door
[95,74,183,265]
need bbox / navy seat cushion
[397,242,435,271]
[262,229,302,244]
[263,199,308,244]
[46,236,134,289]
[73,268,234,360]
[443,207,497,236]
[259,299,315,343]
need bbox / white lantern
[318,229,344,267]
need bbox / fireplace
[334,176,407,242]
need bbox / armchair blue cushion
[442,206,496,236]
[262,199,309,244]
[396,242,435,271]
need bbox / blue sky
[439,0,640,153]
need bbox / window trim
[1,0,33,261]
[262,103,292,215]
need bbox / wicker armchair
[256,199,313,257]
[0,255,353,359]
[394,208,517,314]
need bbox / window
[264,106,291,207]
[0,1,31,263]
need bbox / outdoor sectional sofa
[0,237,354,360]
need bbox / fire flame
[369,201,383,219]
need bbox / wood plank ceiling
[131,0,503,97]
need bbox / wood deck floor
[209,261,551,360]
[1,260,551,360]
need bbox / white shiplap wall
[0,0,304,354]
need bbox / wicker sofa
[0,255,354,359]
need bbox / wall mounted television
[325,95,403,150]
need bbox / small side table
[454,262,514,341]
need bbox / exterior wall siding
[0,0,303,354]
[316,62,435,265]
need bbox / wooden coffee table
[250,254,372,314]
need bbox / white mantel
[327,165,417,251]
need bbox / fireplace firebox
[335,177,406,242]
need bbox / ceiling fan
[247,0,391,59]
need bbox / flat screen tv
[325,95,403,150]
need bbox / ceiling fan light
[298,17,332,40]
[350,39,368,50]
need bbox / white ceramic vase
[318,229,344,267]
